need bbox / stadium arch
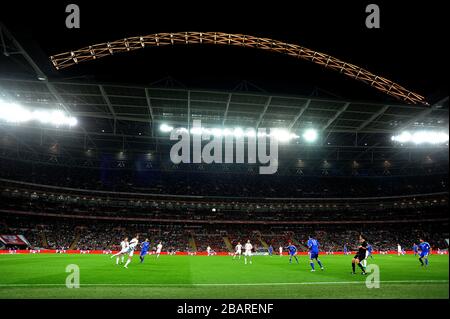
[50,32,428,105]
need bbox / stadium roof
[0,4,448,170]
[0,78,448,176]
[0,78,448,140]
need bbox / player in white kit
[156,241,163,258]
[244,240,253,265]
[233,242,242,259]
[279,245,283,257]
[206,246,212,256]
[397,244,402,256]
[111,237,129,265]
[124,235,139,268]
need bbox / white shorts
[244,250,252,256]
[236,250,242,255]
[119,248,128,254]
[128,248,136,257]
[156,249,162,254]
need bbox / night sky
[0,1,447,103]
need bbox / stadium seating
[0,160,448,253]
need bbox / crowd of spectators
[1,183,447,223]
[0,158,447,253]
[0,212,447,252]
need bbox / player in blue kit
[367,243,373,259]
[286,243,299,264]
[307,236,324,272]
[343,243,348,255]
[139,238,150,263]
[413,243,419,256]
[418,238,431,267]
[268,245,273,256]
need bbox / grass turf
[0,254,448,299]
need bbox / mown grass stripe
[0,280,447,287]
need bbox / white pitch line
[0,280,447,287]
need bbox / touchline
[169,120,280,174]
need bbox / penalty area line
[0,280,448,287]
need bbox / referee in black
[351,235,368,275]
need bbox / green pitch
[0,254,448,299]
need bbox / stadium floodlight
[391,131,412,143]
[159,123,174,133]
[270,129,299,142]
[302,129,318,142]
[245,129,256,138]
[391,131,449,145]
[0,100,77,127]
[162,123,300,142]
[211,128,223,137]
[174,127,188,134]
[223,128,233,136]
[190,126,203,135]
[257,131,267,138]
[233,127,244,138]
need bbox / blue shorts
[140,250,149,257]
[310,252,319,259]
[289,252,296,256]
[420,252,428,258]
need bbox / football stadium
[0,3,448,300]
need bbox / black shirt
[358,241,367,255]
